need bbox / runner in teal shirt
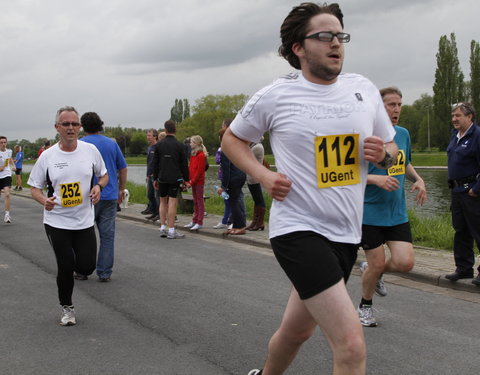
[358,87,427,328]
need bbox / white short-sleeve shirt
[0,149,13,179]
[230,72,395,244]
[28,142,107,230]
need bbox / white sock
[168,227,175,234]
[160,225,166,231]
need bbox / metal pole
[427,107,431,151]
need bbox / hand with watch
[363,136,397,169]
[378,144,395,169]
[89,183,104,204]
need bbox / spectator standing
[245,141,266,231]
[153,120,189,239]
[37,140,51,158]
[80,112,128,282]
[0,136,16,223]
[144,129,159,219]
[445,102,480,286]
[185,135,208,231]
[13,145,24,191]
[28,106,108,325]
[212,121,232,229]
[218,127,246,235]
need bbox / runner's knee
[335,331,366,367]
[394,258,414,273]
[277,324,315,346]
[367,256,385,273]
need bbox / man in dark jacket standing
[144,129,159,219]
[446,102,480,285]
[153,120,189,239]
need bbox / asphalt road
[1,197,480,374]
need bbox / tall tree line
[430,34,480,150]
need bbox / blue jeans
[228,177,246,229]
[94,200,118,278]
[222,199,231,225]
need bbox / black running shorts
[0,176,12,190]
[361,222,412,250]
[270,231,359,300]
[158,182,180,198]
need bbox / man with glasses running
[446,102,480,286]
[222,3,397,374]
[28,106,108,326]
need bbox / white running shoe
[167,230,185,239]
[190,223,202,231]
[247,370,262,375]
[213,222,228,229]
[357,305,377,327]
[4,213,11,223]
[184,222,194,228]
[359,261,368,273]
[60,305,76,326]
[375,274,388,297]
[159,228,168,238]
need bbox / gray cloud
[0,0,478,141]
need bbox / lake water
[22,164,451,217]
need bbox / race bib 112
[315,134,360,188]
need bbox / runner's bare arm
[221,128,291,201]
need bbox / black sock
[360,298,372,307]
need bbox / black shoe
[445,271,473,281]
[472,274,480,286]
[145,213,157,219]
[141,209,153,215]
[74,272,88,281]
[99,276,111,282]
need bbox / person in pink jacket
[184,135,208,231]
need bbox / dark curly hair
[81,112,104,133]
[278,2,344,70]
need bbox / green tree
[470,40,480,114]
[183,99,191,121]
[176,94,249,154]
[129,131,148,155]
[170,98,190,123]
[432,33,465,149]
[398,94,434,149]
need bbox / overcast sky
[1,0,478,142]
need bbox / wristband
[95,183,104,192]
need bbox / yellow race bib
[388,149,406,176]
[60,182,83,207]
[315,134,360,188]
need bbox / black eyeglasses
[58,122,81,127]
[304,31,350,43]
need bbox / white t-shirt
[0,149,13,179]
[28,142,107,230]
[230,72,395,244]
